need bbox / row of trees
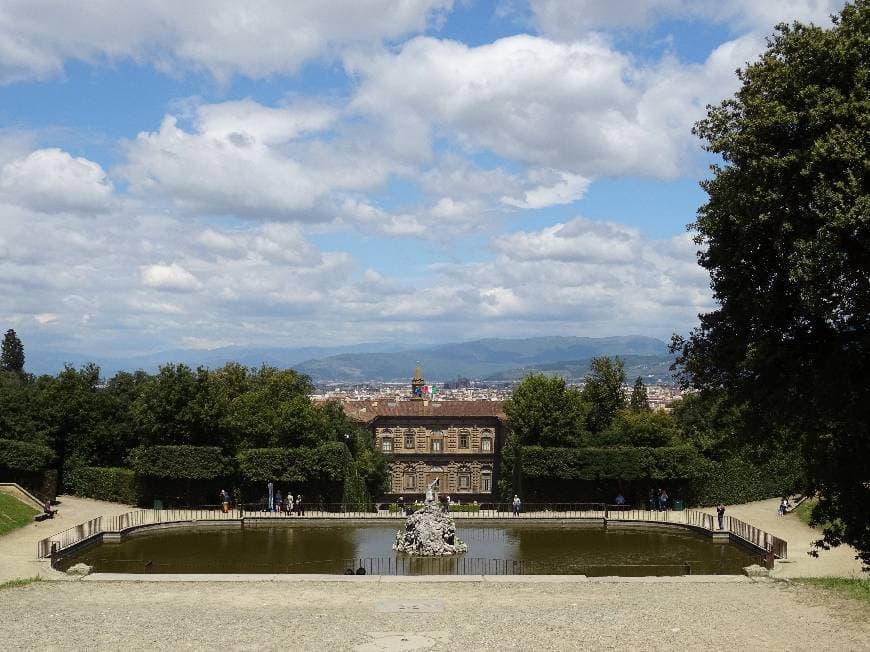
[0,338,387,505]
[499,357,803,504]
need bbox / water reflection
[60,522,757,575]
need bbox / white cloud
[348,33,753,178]
[0,0,455,83]
[501,170,590,209]
[0,148,113,213]
[530,0,844,39]
[141,263,203,292]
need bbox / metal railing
[37,516,102,559]
[37,503,787,562]
[725,515,788,559]
[61,555,764,577]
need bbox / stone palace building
[343,365,506,503]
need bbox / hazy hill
[482,354,675,384]
[25,335,672,381]
[25,343,400,377]
[294,336,670,381]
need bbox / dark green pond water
[59,523,759,576]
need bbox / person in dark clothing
[716,503,726,530]
[296,494,304,516]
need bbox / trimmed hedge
[236,442,348,484]
[69,466,138,504]
[0,438,56,472]
[521,445,706,481]
[128,445,228,480]
[691,453,803,506]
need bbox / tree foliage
[674,2,870,565]
[504,373,589,447]
[629,377,650,412]
[129,445,229,480]
[0,329,24,375]
[581,357,626,432]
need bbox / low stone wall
[0,482,43,510]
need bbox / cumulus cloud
[0,0,454,83]
[530,0,844,39]
[501,170,590,209]
[141,263,203,292]
[348,33,754,178]
[0,148,113,213]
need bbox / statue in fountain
[393,479,467,556]
[424,478,439,505]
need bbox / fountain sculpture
[393,479,467,556]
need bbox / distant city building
[343,364,505,503]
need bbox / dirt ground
[1,577,868,651]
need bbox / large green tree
[504,373,589,448]
[581,357,626,433]
[674,2,870,565]
[0,329,25,375]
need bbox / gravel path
[1,578,868,651]
[0,495,132,583]
[700,498,867,578]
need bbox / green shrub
[521,445,706,481]
[68,466,138,504]
[128,445,228,480]
[236,442,349,484]
[0,438,55,472]
[691,453,803,505]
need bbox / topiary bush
[68,466,139,504]
[128,445,229,480]
[0,438,56,472]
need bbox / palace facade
[343,366,506,502]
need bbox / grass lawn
[792,498,817,526]
[0,577,42,591]
[794,578,870,605]
[0,493,38,536]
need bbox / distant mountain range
[295,336,672,382]
[25,335,675,383]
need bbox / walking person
[716,503,726,530]
[219,489,230,514]
[296,494,304,516]
[659,488,669,511]
[512,494,521,517]
[286,492,293,516]
[275,489,282,513]
[267,481,274,512]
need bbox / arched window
[480,437,492,452]
[459,430,469,449]
[381,437,393,452]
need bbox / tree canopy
[1,329,25,375]
[503,373,589,447]
[581,356,626,433]
[674,1,870,566]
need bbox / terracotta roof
[343,399,505,423]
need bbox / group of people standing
[218,484,307,515]
[266,481,304,515]
[648,488,670,511]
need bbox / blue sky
[0,0,845,359]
